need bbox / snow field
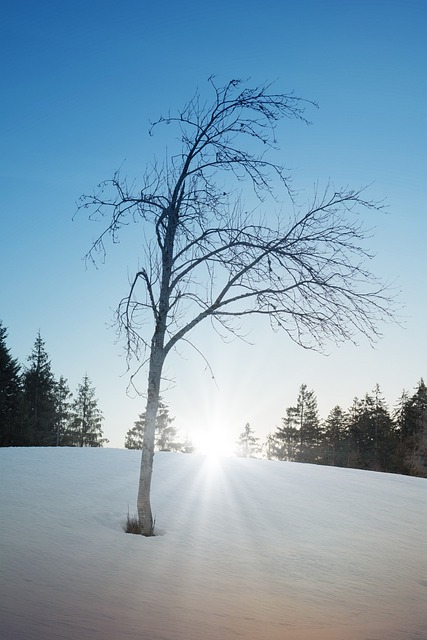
[1,448,426,639]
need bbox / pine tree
[180,436,196,454]
[346,396,364,468]
[155,401,181,451]
[264,432,283,460]
[290,384,321,463]
[393,389,411,474]
[272,406,300,461]
[0,322,23,446]
[66,374,107,447]
[271,385,321,463]
[124,415,144,449]
[125,398,182,451]
[399,379,427,477]
[235,423,260,458]
[371,384,398,472]
[347,385,395,471]
[53,376,73,446]
[322,405,349,467]
[22,332,57,446]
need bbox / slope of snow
[1,448,426,640]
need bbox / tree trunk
[137,340,164,535]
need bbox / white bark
[137,343,163,535]
[137,205,175,535]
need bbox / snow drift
[1,447,426,640]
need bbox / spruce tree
[180,436,196,454]
[399,379,427,477]
[393,389,412,474]
[371,384,397,472]
[322,405,349,467]
[54,376,73,446]
[124,415,144,449]
[264,432,283,460]
[272,385,321,463]
[295,384,321,463]
[155,401,181,451]
[0,322,23,446]
[272,407,300,461]
[125,398,182,451]
[66,374,107,447]
[347,385,395,472]
[22,332,57,446]
[346,397,364,468]
[235,423,260,458]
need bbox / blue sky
[1,0,426,448]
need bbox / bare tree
[77,78,395,535]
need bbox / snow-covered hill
[1,448,426,640]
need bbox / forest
[1,322,426,478]
[263,381,427,478]
[0,323,107,448]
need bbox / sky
[1,448,426,639]
[1,0,426,448]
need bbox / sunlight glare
[196,427,235,459]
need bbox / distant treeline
[2,321,426,478]
[0,322,107,447]
[238,382,427,478]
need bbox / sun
[195,427,236,459]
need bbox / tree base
[124,511,156,536]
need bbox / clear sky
[1,0,426,449]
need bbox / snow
[1,448,426,640]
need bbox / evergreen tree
[272,406,300,461]
[124,415,144,449]
[347,385,395,471]
[346,396,364,468]
[235,423,260,458]
[0,322,23,446]
[66,374,107,447]
[155,401,181,451]
[180,435,196,454]
[264,432,283,460]
[272,385,321,463]
[125,398,182,451]
[53,376,73,446]
[22,332,57,445]
[370,384,398,472]
[399,379,427,477]
[294,384,321,463]
[393,389,411,475]
[321,405,349,467]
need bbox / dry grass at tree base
[124,511,156,536]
